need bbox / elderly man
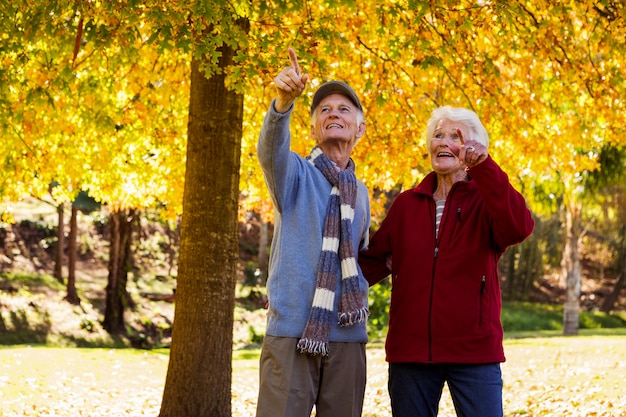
[255,48,371,417]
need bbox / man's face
[311,93,365,148]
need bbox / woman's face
[430,119,467,175]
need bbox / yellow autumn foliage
[1,1,624,223]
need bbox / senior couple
[254,48,534,417]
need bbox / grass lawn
[1,335,625,417]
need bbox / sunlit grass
[2,273,625,416]
[1,272,64,292]
[1,335,625,417]
[502,301,626,332]
[0,346,168,416]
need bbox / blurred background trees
[2,0,625,337]
[1,1,625,414]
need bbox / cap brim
[311,81,362,114]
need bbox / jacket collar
[412,171,474,199]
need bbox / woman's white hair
[425,106,489,153]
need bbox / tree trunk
[522,233,540,297]
[159,27,245,417]
[502,245,518,301]
[103,209,135,334]
[562,201,582,335]
[601,272,625,313]
[166,218,180,277]
[601,223,626,313]
[53,203,65,283]
[65,205,80,305]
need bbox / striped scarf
[297,146,369,356]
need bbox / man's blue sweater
[257,101,371,343]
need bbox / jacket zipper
[479,274,486,325]
[428,186,460,363]
[428,245,438,363]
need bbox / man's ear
[355,121,366,139]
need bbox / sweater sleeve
[467,156,535,251]
[256,100,297,214]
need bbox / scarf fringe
[338,307,369,327]
[297,338,330,356]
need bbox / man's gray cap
[311,81,363,114]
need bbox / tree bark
[562,201,582,335]
[53,203,65,283]
[502,245,518,300]
[522,232,541,297]
[159,26,245,417]
[601,223,626,313]
[103,209,135,334]
[65,205,80,305]
[601,272,625,313]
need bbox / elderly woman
[359,106,534,417]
